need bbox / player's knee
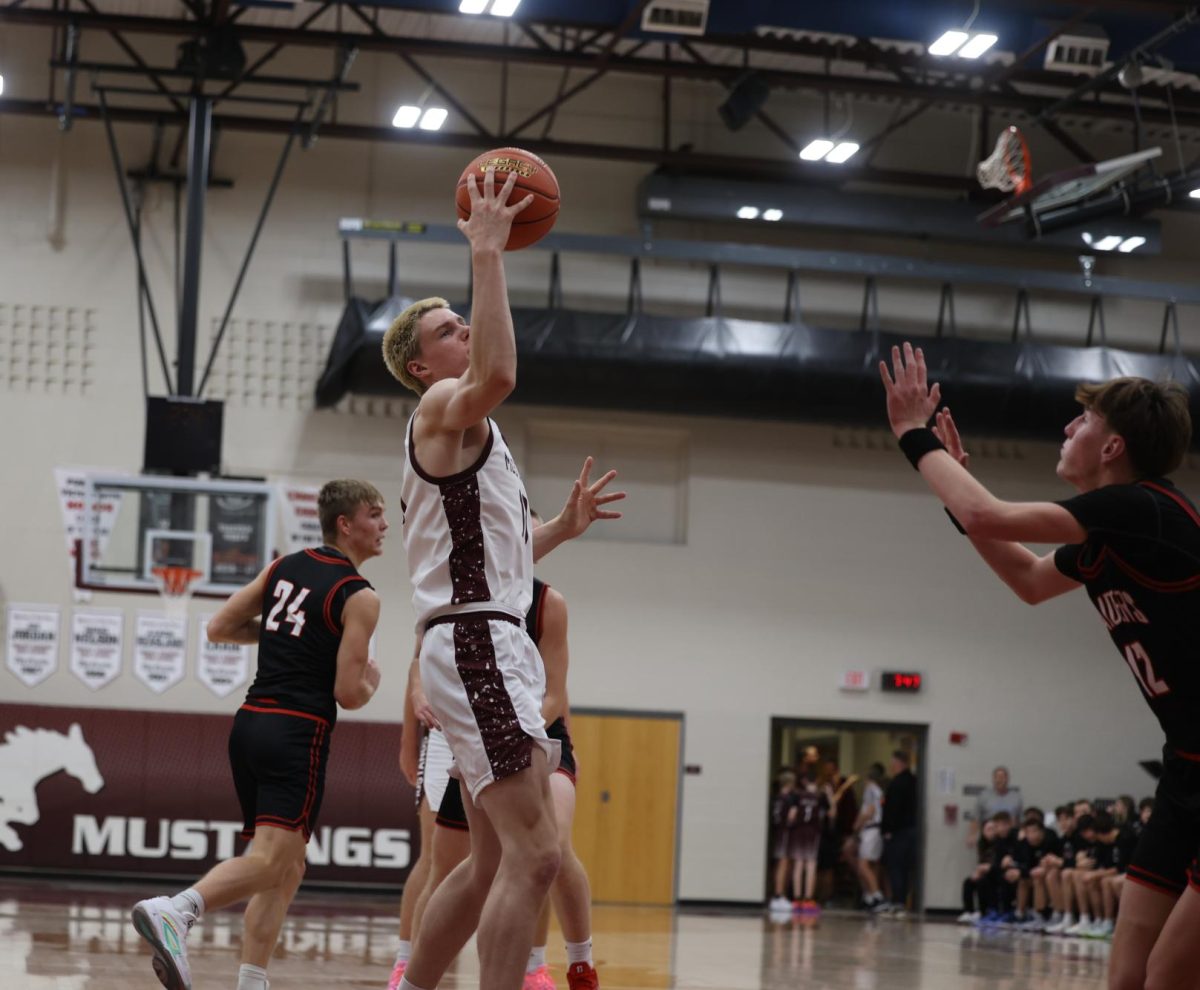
[529,839,562,889]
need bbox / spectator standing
[876,751,918,917]
[967,767,1023,849]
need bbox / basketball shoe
[132,896,195,990]
[567,961,600,990]
[524,964,557,990]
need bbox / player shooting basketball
[881,342,1200,990]
[382,162,623,990]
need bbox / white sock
[236,963,269,990]
[527,945,547,973]
[565,939,592,966]
[400,978,431,990]
[395,940,412,965]
[171,887,204,922]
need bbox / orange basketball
[455,147,560,251]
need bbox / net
[977,126,1032,195]
[152,565,204,618]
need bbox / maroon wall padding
[0,703,417,886]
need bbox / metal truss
[4,2,1200,190]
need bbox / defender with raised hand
[880,342,1200,990]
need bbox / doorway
[767,717,928,910]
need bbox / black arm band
[897,427,946,470]
[944,508,967,535]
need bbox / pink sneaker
[387,959,407,990]
[524,964,558,990]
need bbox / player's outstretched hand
[456,167,534,254]
[556,456,626,540]
[932,408,970,469]
[879,342,942,438]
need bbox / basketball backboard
[978,147,1162,228]
[75,474,275,598]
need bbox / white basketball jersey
[401,416,533,629]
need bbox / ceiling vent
[642,0,709,37]
[1043,23,1109,76]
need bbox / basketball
[455,147,560,251]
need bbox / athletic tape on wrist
[898,427,946,470]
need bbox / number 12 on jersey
[266,580,310,638]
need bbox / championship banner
[5,605,61,688]
[0,703,417,885]
[132,613,187,694]
[54,468,124,588]
[209,494,267,585]
[277,482,323,554]
[196,616,250,699]
[69,609,124,691]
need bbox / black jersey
[1112,826,1139,872]
[243,545,372,725]
[526,577,549,646]
[1054,479,1200,753]
[1015,833,1059,875]
[772,789,801,828]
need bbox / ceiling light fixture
[957,33,998,59]
[1093,235,1124,252]
[928,30,970,56]
[418,108,448,131]
[1190,188,1200,199]
[460,0,522,14]
[737,206,760,220]
[799,139,835,161]
[1117,236,1146,253]
[825,141,860,164]
[392,105,421,128]
[800,139,858,164]
[762,208,783,222]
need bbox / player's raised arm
[533,456,627,561]
[880,342,1086,546]
[427,169,532,432]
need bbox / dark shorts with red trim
[1126,746,1200,898]
[435,716,577,831]
[229,705,331,841]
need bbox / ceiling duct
[316,300,1200,448]
[1043,22,1110,76]
[641,0,709,37]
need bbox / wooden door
[568,711,682,906]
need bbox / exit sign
[840,670,870,692]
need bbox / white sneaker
[768,896,792,912]
[132,896,194,990]
[1086,919,1114,939]
[957,910,980,924]
[1064,916,1091,937]
[1044,912,1074,935]
[1018,916,1045,933]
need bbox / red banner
[0,703,417,885]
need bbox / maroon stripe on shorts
[440,476,492,605]
[451,615,534,784]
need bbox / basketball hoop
[152,565,203,618]
[977,126,1032,195]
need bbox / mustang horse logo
[0,723,104,851]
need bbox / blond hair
[382,296,449,395]
[318,479,384,542]
[1075,377,1191,478]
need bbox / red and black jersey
[1054,479,1200,753]
[525,577,549,646]
[243,545,372,726]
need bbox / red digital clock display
[881,671,922,692]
